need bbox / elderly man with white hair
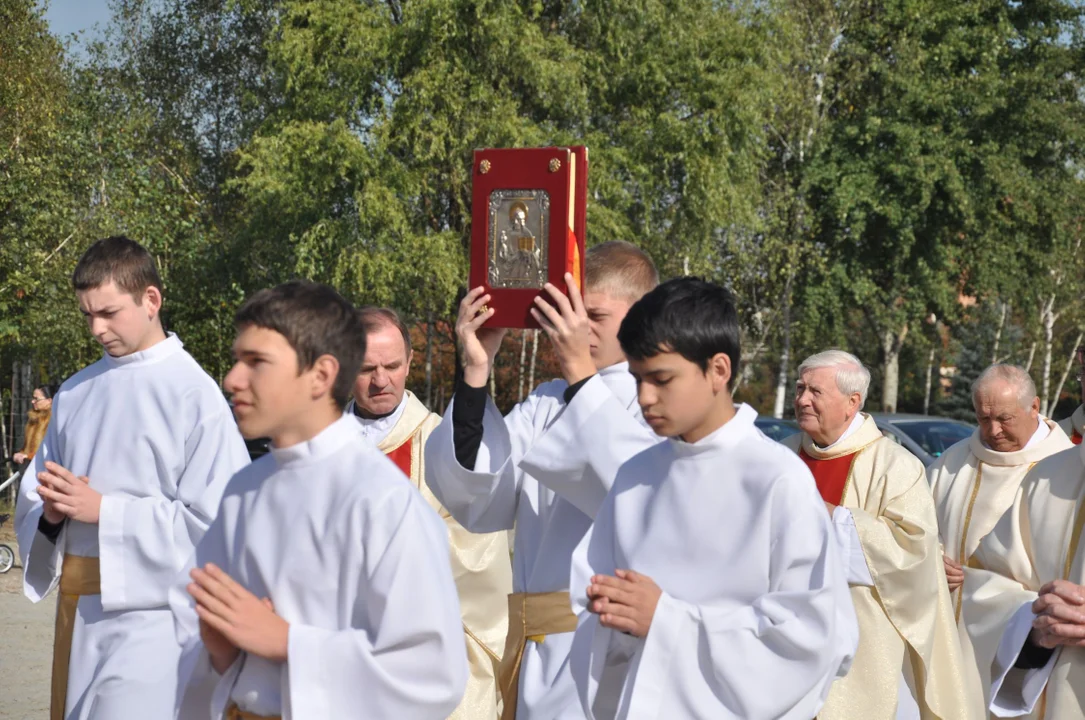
[962,443,1085,720]
[783,350,981,720]
[929,364,1071,709]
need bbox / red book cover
[470,147,585,329]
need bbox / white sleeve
[831,507,875,586]
[989,602,1059,717]
[15,424,63,602]
[98,409,249,611]
[633,492,857,719]
[424,392,541,533]
[519,375,657,518]
[286,492,468,718]
[170,500,241,720]
[570,473,858,720]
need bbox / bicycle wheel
[0,543,14,573]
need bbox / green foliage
[1,0,1084,417]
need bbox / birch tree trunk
[881,325,908,413]
[772,298,792,419]
[424,312,434,408]
[991,300,1008,364]
[1040,295,1057,413]
[923,347,936,415]
[527,329,539,396]
[1024,342,1037,373]
[1048,331,1084,417]
[518,330,528,402]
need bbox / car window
[880,428,902,444]
[892,421,973,460]
[755,420,801,442]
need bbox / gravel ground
[0,524,54,720]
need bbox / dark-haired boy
[15,235,250,720]
[171,281,467,720]
[568,278,858,719]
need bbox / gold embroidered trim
[464,623,502,666]
[1063,492,1085,580]
[838,447,864,508]
[378,412,429,455]
[955,463,984,624]
[803,435,883,463]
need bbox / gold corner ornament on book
[470,146,588,329]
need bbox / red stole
[799,449,858,505]
[385,437,414,477]
[1073,430,1082,446]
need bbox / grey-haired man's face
[353,324,411,418]
[973,380,1040,452]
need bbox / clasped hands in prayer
[1030,579,1085,649]
[187,563,290,674]
[586,569,662,638]
[36,461,102,524]
[457,273,594,389]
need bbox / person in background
[13,385,54,467]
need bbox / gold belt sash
[51,554,101,720]
[497,591,578,720]
[226,702,281,720]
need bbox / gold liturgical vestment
[929,420,1072,706]
[785,415,982,720]
[379,391,512,720]
[964,444,1085,720]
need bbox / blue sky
[41,0,112,46]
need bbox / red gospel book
[470,146,588,329]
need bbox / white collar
[670,404,758,457]
[347,392,409,446]
[598,361,630,377]
[269,415,359,468]
[102,332,182,368]
[815,412,866,452]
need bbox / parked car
[754,417,801,442]
[868,413,974,467]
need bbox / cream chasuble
[929,420,1072,708]
[784,415,982,720]
[1059,405,1084,446]
[963,444,1085,719]
[369,391,512,720]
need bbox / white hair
[798,349,871,408]
[971,364,1037,409]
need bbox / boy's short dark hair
[235,281,365,410]
[357,306,412,358]
[618,277,741,377]
[72,236,164,301]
